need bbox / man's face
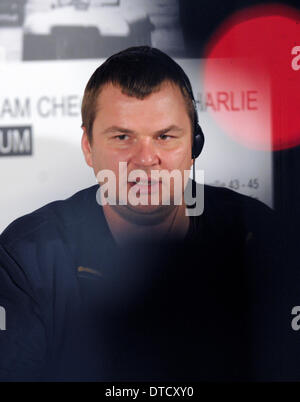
[82,81,193,221]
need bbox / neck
[103,203,190,247]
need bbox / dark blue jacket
[0,184,285,381]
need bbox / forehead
[94,81,190,120]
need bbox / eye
[115,134,129,141]
[158,134,172,141]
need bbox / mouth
[128,178,160,195]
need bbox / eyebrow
[102,125,184,135]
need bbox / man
[0,46,281,381]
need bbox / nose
[131,138,159,168]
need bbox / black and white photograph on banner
[0,0,299,385]
[0,0,185,61]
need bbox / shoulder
[0,185,99,249]
[203,184,274,223]
[0,185,100,299]
[201,184,278,245]
[204,184,271,213]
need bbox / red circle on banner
[203,4,300,151]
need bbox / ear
[81,127,93,168]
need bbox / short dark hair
[81,46,196,143]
